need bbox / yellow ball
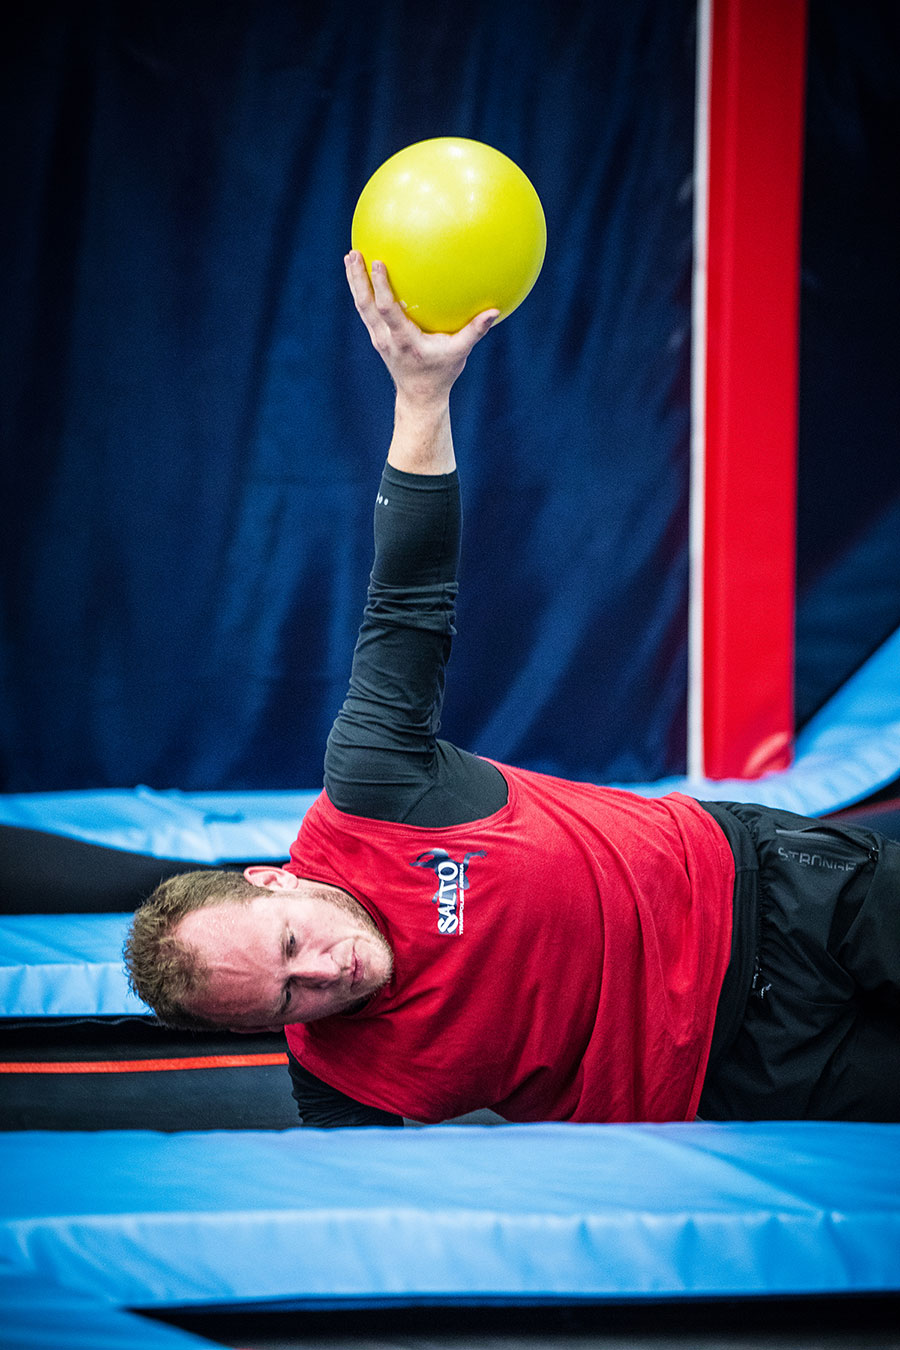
[351,137,546,333]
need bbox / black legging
[0,824,219,914]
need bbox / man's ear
[243,865,302,891]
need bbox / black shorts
[698,801,900,1122]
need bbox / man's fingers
[369,259,408,328]
[344,252,498,394]
[346,252,412,350]
[457,307,500,347]
[441,307,500,361]
[344,250,376,313]
[347,252,498,346]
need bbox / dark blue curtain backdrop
[2,0,697,791]
[2,2,896,794]
[795,0,900,726]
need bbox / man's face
[175,876,393,1030]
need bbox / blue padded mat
[618,624,900,811]
[0,914,147,1018]
[0,788,319,863]
[1,1123,899,1308]
[0,1271,217,1350]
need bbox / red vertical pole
[699,0,807,779]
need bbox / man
[125,252,900,1127]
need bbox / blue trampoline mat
[0,913,147,1017]
[2,1123,899,1309]
[0,1270,216,1350]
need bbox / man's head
[124,866,393,1031]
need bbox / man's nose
[291,952,342,986]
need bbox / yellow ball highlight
[351,137,547,334]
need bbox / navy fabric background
[2,0,697,791]
[1,1,897,793]
[795,0,900,726]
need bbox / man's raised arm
[322,253,507,827]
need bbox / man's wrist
[393,390,450,425]
[387,396,454,474]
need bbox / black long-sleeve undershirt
[323,465,506,825]
[290,465,508,1127]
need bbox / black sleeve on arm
[288,1050,402,1128]
[324,465,507,825]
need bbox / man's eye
[287,931,295,955]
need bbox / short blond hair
[124,869,260,1028]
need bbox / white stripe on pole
[688,0,712,781]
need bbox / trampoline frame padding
[1,1122,899,1308]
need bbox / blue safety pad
[0,1271,220,1350]
[0,630,897,862]
[0,788,319,862]
[617,624,900,811]
[1,1123,898,1307]
[0,914,147,1017]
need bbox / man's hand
[345,250,498,474]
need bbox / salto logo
[411,847,485,936]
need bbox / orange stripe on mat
[0,1053,288,1074]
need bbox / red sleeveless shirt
[284,762,734,1123]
